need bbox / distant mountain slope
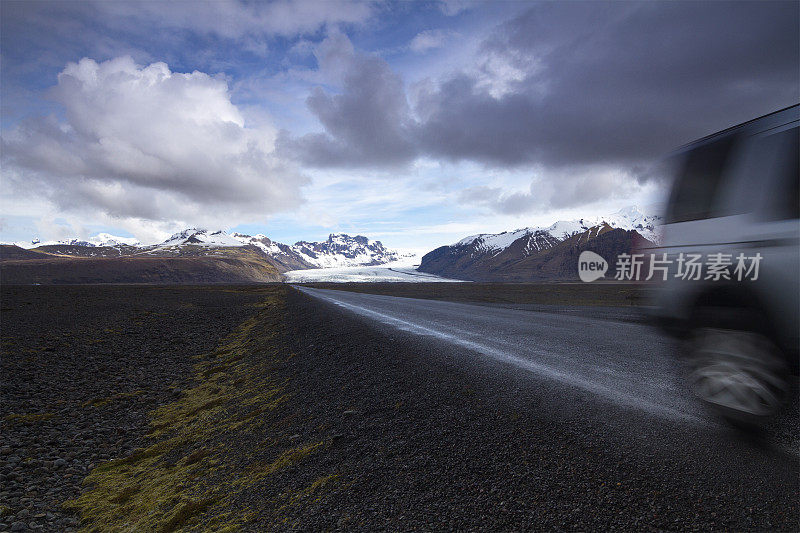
[290,234,400,268]
[136,229,399,268]
[151,228,244,249]
[230,233,315,271]
[33,244,140,257]
[0,245,50,260]
[454,206,660,251]
[1,229,403,284]
[418,207,660,282]
[10,234,141,249]
[0,247,282,284]
[6,229,400,270]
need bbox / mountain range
[418,206,661,282]
[1,231,401,284]
[8,230,400,265]
[1,206,661,284]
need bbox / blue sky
[1,1,797,250]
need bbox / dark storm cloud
[417,1,799,168]
[277,33,416,167]
[286,1,799,172]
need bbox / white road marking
[298,287,707,425]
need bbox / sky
[1,0,798,251]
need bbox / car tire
[687,320,789,427]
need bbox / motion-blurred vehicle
[650,104,799,426]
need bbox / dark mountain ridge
[0,245,282,285]
[419,224,654,282]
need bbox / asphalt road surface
[296,286,798,453]
[287,286,800,529]
[298,288,697,422]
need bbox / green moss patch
[4,412,54,424]
[64,287,338,532]
[81,390,143,408]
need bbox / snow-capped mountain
[233,232,400,268]
[455,206,661,255]
[229,233,315,271]
[156,228,244,249]
[3,228,402,272]
[583,206,661,243]
[87,233,142,247]
[139,229,401,269]
[419,206,661,281]
[10,234,140,249]
[291,234,400,268]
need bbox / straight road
[293,286,798,529]
[296,286,798,448]
[297,287,698,422]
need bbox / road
[288,286,800,529]
[297,287,696,420]
[296,286,797,449]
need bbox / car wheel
[688,326,789,426]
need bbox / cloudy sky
[1,0,797,249]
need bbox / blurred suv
[649,104,799,425]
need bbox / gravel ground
[0,286,268,532]
[1,285,797,531]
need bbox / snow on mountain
[455,206,661,254]
[579,206,662,242]
[231,233,284,255]
[458,228,528,250]
[291,233,400,268]
[5,239,50,249]
[229,233,314,270]
[7,234,140,249]
[87,233,141,247]
[232,231,403,268]
[156,228,244,249]
[6,227,404,271]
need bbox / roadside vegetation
[63,286,336,531]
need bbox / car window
[758,125,800,220]
[665,134,737,223]
[719,125,798,218]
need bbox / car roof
[672,104,799,155]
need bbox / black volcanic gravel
[1,285,797,531]
[0,285,267,532]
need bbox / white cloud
[454,163,663,216]
[409,29,454,53]
[1,56,308,235]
